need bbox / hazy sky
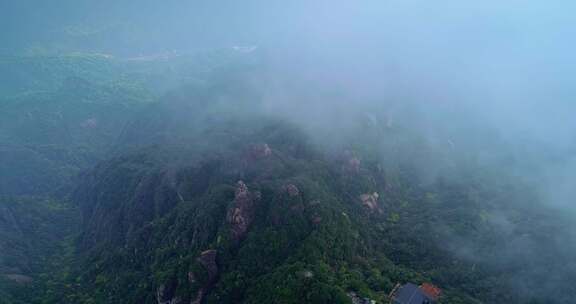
[243,1,574,149]
[2,0,574,169]
[2,0,573,139]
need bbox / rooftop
[392,283,436,304]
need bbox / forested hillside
[4,63,572,303]
[1,1,575,303]
[0,49,256,303]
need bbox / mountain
[32,77,574,304]
[0,49,252,303]
[0,50,574,304]
[1,1,575,303]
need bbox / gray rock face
[342,150,361,173]
[249,143,272,159]
[284,184,300,197]
[191,250,219,304]
[359,192,379,210]
[156,283,181,304]
[347,291,376,304]
[226,181,260,242]
[197,250,218,282]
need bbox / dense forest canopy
[0,1,575,303]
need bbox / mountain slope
[2,52,574,304]
[49,83,576,304]
[0,49,265,303]
[0,196,77,304]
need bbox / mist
[255,0,576,209]
[1,0,576,303]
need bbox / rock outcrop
[227,181,260,242]
[249,143,272,159]
[197,250,218,283]
[156,281,181,304]
[347,291,376,304]
[359,192,379,210]
[191,250,219,304]
[342,151,361,173]
[283,184,300,197]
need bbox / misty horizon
[0,1,575,303]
